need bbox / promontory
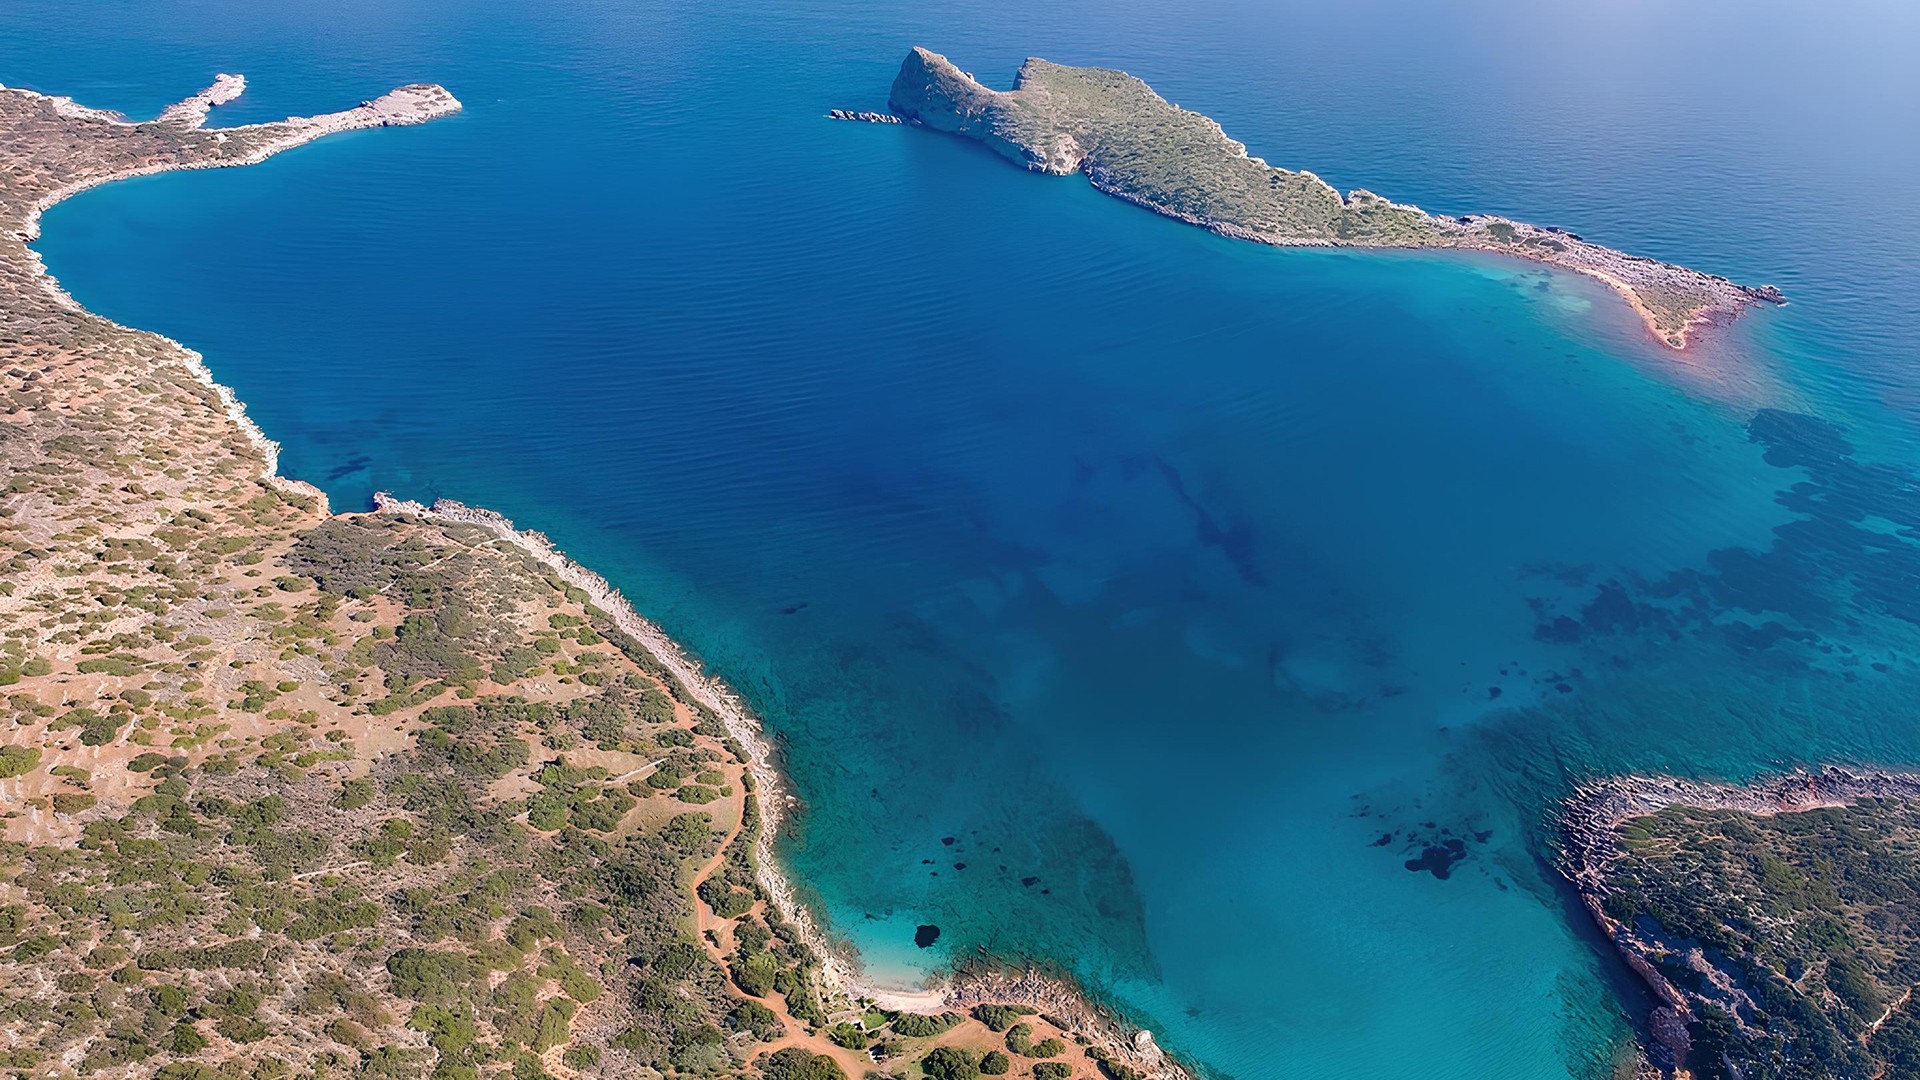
[883,47,1783,349]
[1560,768,1920,1078]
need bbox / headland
[882,47,1784,350]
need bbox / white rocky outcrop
[157,73,247,127]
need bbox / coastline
[370,497,1193,1080]
[1558,766,1920,888]
[1077,167,1731,350]
[16,79,462,254]
[882,47,1786,353]
[10,74,1191,1080]
[13,76,464,515]
[1556,766,1920,1071]
[366,495,851,990]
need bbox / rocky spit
[1557,767,1920,1073]
[12,77,461,256]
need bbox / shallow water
[12,0,1920,1076]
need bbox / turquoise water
[12,0,1920,1076]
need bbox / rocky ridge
[883,46,1784,349]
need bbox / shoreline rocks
[946,964,1188,1079]
[1556,766,1920,1074]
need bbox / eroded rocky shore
[1558,767,1920,1076]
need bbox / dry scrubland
[886,48,1784,349]
[0,80,1166,1080]
[1562,770,1920,1080]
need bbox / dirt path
[687,770,877,1077]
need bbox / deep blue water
[11,1,1920,1076]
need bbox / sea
[10,0,1920,1076]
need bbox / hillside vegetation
[0,78,1124,1080]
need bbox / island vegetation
[0,76,1179,1080]
[1561,769,1920,1079]
[881,47,1784,349]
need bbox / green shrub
[149,985,190,1016]
[1008,1023,1067,1057]
[635,688,675,725]
[168,1021,209,1054]
[891,1011,961,1038]
[699,881,754,920]
[335,777,376,810]
[661,812,714,851]
[385,949,476,1003]
[973,1003,1033,1032]
[919,1046,981,1080]
[980,1050,1011,1075]
[526,793,567,832]
[53,707,122,746]
[732,951,780,997]
[759,1047,846,1080]
[570,787,635,832]
[0,746,41,778]
[727,999,781,1039]
[828,1021,869,1049]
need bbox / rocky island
[884,47,1784,349]
[1560,768,1920,1079]
[0,77,1180,1079]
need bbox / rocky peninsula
[0,74,1183,1080]
[1559,768,1920,1078]
[885,47,1784,350]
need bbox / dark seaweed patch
[1405,839,1468,879]
[1528,409,1920,657]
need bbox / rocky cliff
[885,47,1784,349]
